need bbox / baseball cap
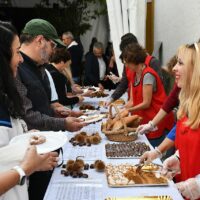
[22,18,65,47]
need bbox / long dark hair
[0,21,24,118]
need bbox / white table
[44,93,183,200]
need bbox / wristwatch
[12,166,26,185]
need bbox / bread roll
[112,115,142,131]
[107,109,129,130]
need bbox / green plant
[35,0,107,37]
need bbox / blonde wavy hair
[62,60,74,85]
[177,43,200,129]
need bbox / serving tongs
[135,163,145,173]
[135,162,163,173]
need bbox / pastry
[29,135,46,145]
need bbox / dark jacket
[45,64,79,106]
[16,52,66,131]
[84,52,108,86]
[17,53,53,116]
[68,44,83,78]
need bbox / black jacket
[17,53,54,116]
[84,52,108,86]
[68,44,83,77]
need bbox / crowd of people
[0,17,200,200]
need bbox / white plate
[79,114,106,123]
[82,109,98,115]
[9,131,67,154]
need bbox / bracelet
[12,166,26,185]
[155,147,162,158]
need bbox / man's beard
[39,45,50,64]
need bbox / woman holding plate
[0,21,58,200]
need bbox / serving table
[44,91,183,200]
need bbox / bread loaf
[106,109,129,130]
[112,115,141,131]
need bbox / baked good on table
[79,104,95,110]
[90,91,109,98]
[106,164,168,186]
[102,104,142,142]
[113,99,125,105]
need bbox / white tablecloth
[44,92,183,200]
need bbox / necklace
[135,64,145,82]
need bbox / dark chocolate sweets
[105,142,150,158]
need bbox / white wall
[154,0,200,65]
[80,14,109,56]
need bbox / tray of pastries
[105,142,150,158]
[106,163,168,187]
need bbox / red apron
[132,66,174,139]
[176,117,200,182]
[126,55,153,99]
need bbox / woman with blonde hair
[162,43,200,200]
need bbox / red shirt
[130,66,174,139]
[126,55,153,99]
[176,117,200,182]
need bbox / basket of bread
[101,104,142,142]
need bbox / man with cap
[15,19,84,200]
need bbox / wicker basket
[101,104,140,142]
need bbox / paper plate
[82,109,98,115]
[79,114,106,123]
[9,131,67,154]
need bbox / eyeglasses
[50,40,57,49]
[44,37,57,49]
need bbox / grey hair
[62,31,74,40]
[93,42,104,50]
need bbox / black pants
[28,170,53,200]
[28,148,60,200]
